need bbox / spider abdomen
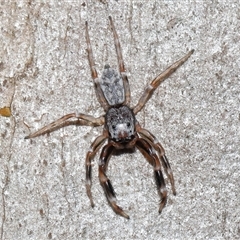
[100,64,125,106]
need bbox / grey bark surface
[0,1,239,239]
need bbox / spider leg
[25,113,104,139]
[85,130,108,207]
[99,142,130,219]
[85,21,109,111]
[133,49,194,114]
[136,124,176,195]
[136,137,168,213]
[109,16,131,105]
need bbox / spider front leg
[136,124,176,195]
[98,142,130,219]
[133,49,194,114]
[85,130,108,207]
[136,138,168,213]
[25,113,104,139]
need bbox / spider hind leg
[109,16,131,105]
[85,21,109,111]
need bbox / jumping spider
[25,16,194,219]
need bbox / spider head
[106,106,136,143]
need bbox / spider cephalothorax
[25,16,194,219]
[106,106,135,143]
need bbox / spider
[25,16,194,219]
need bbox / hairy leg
[25,113,104,139]
[133,49,194,114]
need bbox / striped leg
[136,138,168,213]
[85,131,108,207]
[99,142,130,219]
[136,124,176,195]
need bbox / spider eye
[126,122,130,128]
[112,125,116,130]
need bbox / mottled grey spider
[25,16,194,219]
